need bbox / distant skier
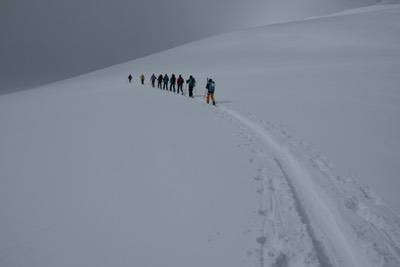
[140,74,145,85]
[206,78,216,106]
[128,74,133,83]
[150,74,157,88]
[177,75,184,95]
[157,74,163,89]
[186,75,196,98]
[163,74,169,90]
[170,74,176,92]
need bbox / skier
[170,74,176,92]
[140,74,145,85]
[128,74,133,83]
[177,75,184,95]
[157,74,163,89]
[150,74,157,88]
[206,78,216,106]
[186,75,196,98]
[163,74,169,90]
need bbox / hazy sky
[0,0,273,93]
[0,0,384,93]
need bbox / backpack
[208,81,215,92]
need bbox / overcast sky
[0,0,273,93]
[0,0,382,93]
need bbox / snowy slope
[2,0,399,94]
[1,3,400,267]
[256,0,400,24]
[113,2,400,212]
[0,83,258,267]
[124,3,400,212]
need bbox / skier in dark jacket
[170,74,176,92]
[128,74,133,83]
[151,74,157,88]
[186,75,196,97]
[206,78,216,106]
[157,74,163,89]
[140,74,145,85]
[177,75,184,95]
[163,74,169,90]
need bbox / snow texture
[1,3,400,267]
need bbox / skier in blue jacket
[206,78,216,106]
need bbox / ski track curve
[139,88,400,267]
[217,105,377,267]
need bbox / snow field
[1,3,400,267]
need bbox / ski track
[214,104,400,267]
[139,88,400,267]
[273,158,333,267]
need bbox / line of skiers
[128,73,216,105]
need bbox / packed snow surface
[1,4,400,267]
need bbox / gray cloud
[0,0,387,93]
[0,0,270,93]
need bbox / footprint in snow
[272,253,289,267]
[344,197,359,212]
[258,209,268,216]
[254,175,262,181]
[256,236,267,245]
